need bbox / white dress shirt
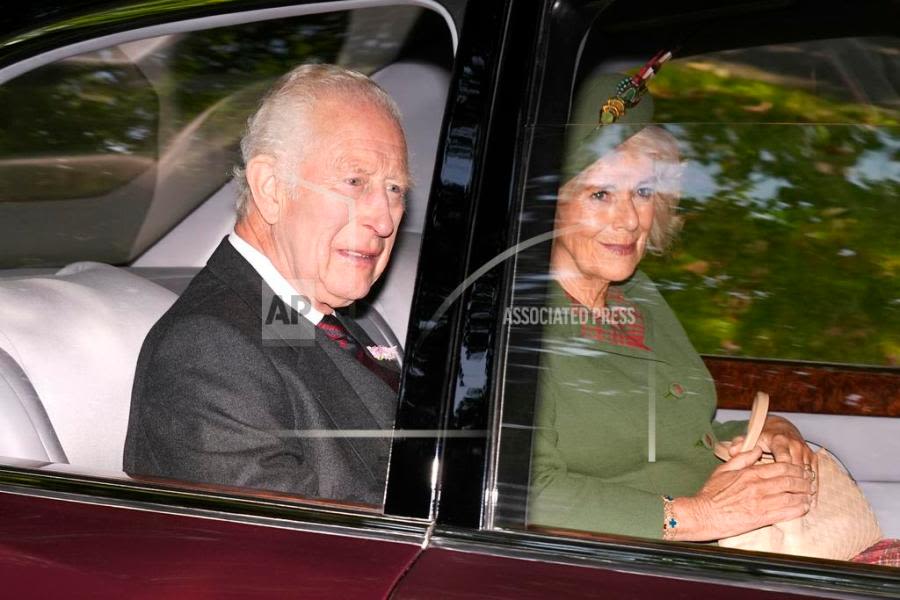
[228,231,326,325]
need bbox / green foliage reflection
[638,63,899,366]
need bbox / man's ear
[246,155,282,225]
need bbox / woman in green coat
[528,74,818,542]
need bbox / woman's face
[555,149,658,285]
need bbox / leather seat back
[0,345,66,463]
[0,263,176,471]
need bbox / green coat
[528,271,745,539]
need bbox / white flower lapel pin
[367,345,399,361]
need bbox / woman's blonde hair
[614,125,683,252]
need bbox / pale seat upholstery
[367,62,448,346]
[363,231,422,352]
[0,263,176,471]
[0,345,66,463]
[860,482,900,542]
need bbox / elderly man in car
[124,64,408,506]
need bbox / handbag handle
[714,391,769,460]
[740,391,770,451]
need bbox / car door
[392,0,900,598]
[0,1,461,596]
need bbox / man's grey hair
[233,63,403,220]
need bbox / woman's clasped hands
[669,419,818,542]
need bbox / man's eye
[345,177,363,186]
[590,190,609,201]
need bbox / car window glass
[641,38,899,367]
[0,4,453,515]
[490,33,899,566]
[0,6,432,269]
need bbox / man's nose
[611,194,639,231]
[356,185,395,238]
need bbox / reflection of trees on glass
[0,55,158,202]
[0,7,424,268]
[637,58,899,366]
[161,13,350,141]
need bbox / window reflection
[0,7,423,268]
[641,123,899,366]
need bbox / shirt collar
[228,231,325,325]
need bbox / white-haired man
[124,64,409,505]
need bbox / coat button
[665,382,686,399]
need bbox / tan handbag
[714,392,882,560]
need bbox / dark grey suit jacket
[123,238,398,506]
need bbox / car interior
[0,7,452,482]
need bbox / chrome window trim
[430,526,900,599]
[0,465,429,546]
[0,0,457,86]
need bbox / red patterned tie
[317,314,399,392]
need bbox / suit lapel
[206,238,396,484]
[298,333,395,483]
[207,237,270,314]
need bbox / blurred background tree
[639,42,899,366]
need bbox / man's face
[555,149,658,284]
[272,98,408,311]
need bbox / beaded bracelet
[662,495,678,540]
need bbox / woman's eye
[387,184,403,195]
[345,177,363,186]
[636,186,655,199]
